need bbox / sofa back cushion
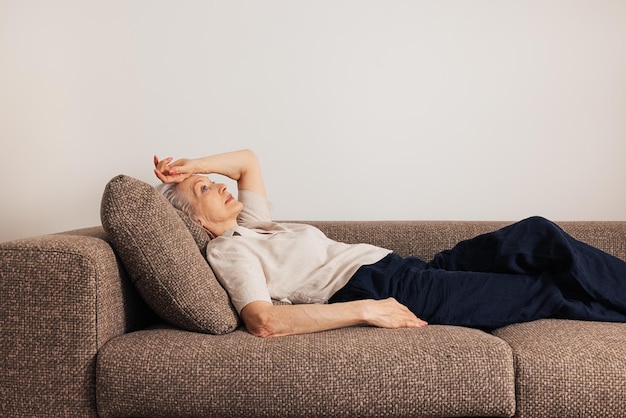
[100,174,239,334]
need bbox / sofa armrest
[0,228,154,417]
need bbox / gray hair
[155,182,199,222]
[156,182,217,239]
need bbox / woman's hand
[153,155,199,183]
[362,298,428,329]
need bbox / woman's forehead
[181,175,209,194]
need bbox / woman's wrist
[349,300,373,326]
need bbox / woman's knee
[520,216,558,232]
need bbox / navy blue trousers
[329,217,626,329]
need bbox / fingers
[390,299,427,328]
[366,298,428,329]
[153,168,168,182]
[393,306,427,328]
[387,299,427,328]
[154,155,173,170]
[153,156,180,183]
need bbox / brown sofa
[2,178,626,417]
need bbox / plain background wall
[1,0,625,243]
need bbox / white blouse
[206,190,391,313]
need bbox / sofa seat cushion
[96,325,515,418]
[493,319,626,418]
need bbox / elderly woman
[154,149,626,338]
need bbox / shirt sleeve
[237,190,272,224]
[206,241,273,313]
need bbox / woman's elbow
[245,318,274,338]
[241,303,278,338]
[239,148,258,164]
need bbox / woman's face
[179,175,243,231]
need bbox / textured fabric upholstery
[100,174,239,334]
[302,220,511,260]
[0,231,149,417]
[176,207,213,257]
[97,325,516,418]
[3,219,626,417]
[494,319,626,418]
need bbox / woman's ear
[191,211,204,227]
[194,216,207,230]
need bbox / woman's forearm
[155,149,266,197]
[192,149,254,180]
[242,301,367,338]
[241,299,426,338]
[192,149,266,197]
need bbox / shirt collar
[222,225,255,237]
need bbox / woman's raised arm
[154,149,266,198]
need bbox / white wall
[1,0,625,242]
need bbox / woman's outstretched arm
[240,298,427,338]
[154,149,266,198]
